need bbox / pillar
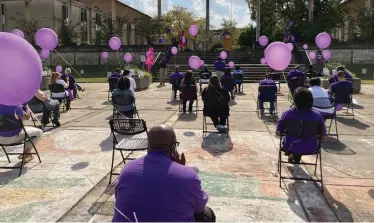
[25,1,30,21]
[158,0,161,20]
[206,0,209,51]
[255,0,260,41]
[0,1,3,31]
[111,0,117,36]
[308,0,314,22]
[88,8,92,43]
[68,0,72,24]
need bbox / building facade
[0,0,149,45]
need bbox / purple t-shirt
[287,69,305,81]
[258,79,277,101]
[214,60,225,71]
[0,105,23,137]
[276,109,327,154]
[112,150,208,222]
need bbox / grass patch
[361,80,374,84]
[76,77,108,83]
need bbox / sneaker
[216,125,224,131]
[52,119,61,127]
[82,88,85,92]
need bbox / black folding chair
[332,86,354,119]
[108,77,120,101]
[28,96,55,128]
[287,77,307,102]
[277,119,324,192]
[49,84,68,112]
[112,94,139,119]
[203,114,229,138]
[0,115,42,176]
[108,118,148,184]
[170,76,183,100]
[199,72,211,92]
[256,85,278,116]
[270,72,281,93]
[313,97,338,141]
[179,85,198,114]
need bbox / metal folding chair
[256,85,278,116]
[108,118,148,184]
[313,97,338,141]
[202,113,229,138]
[0,115,42,176]
[332,87,354,119]
[112,94,139,119]
[28,96,56,128]
[49,84,68,112]
[108,77,120,101]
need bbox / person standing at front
[159,53,168,86]
[214,57,225,79]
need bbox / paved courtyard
[0,83,373,222]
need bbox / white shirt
[309,86,335,114]
[141,55,146,62]
[52,79,68,98]
[129,77,137,95]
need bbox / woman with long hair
[180,70,197,113]
[112,76,136,118]
[201,76,230,132]
[50,72,73,110]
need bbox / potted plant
[40,66,52,90]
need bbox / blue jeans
[259,101,275,112]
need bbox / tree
[220,19,241,45]
[93,16,128,44]
[134,17,163,45]
[237,25,256,47]
[353,6,374,43]
[53,17,80,46]
[9,12,43,45]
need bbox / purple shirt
[110,73,121,79]
[287,69,306,81]
[258,79,277,101]
[169,72,184,87]
[276,109,327,154]
[328,72,353,85]
[112,150,208,222]
[0,105,23,137]
[329,80,353,103]
[214,60,225,71]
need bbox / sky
[119,0,253,29]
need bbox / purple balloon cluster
[315,32,332,60]
[188,56,201,69]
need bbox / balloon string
[53,50,90,82]
[116,51,122,68]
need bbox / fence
[305,49,374,64]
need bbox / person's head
[225,68,231,75]
[116,68,121,74]
[183,70,193,85]
[148,124,178,157]
[175,66,180,73]
[208,75,221,91]
[336,66,345,72]
[309,77,321,87]
[117,76,130,90]
[123,69,130,76]
[293,87,313,110]
[337,71,345,81]
[50,72,59,84]
[235,65,240,70]
[65,68,71,75]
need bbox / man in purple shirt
[109,68,122,79]
[258,74,277,115]
[286,66,306,82]
[328,66,353,85]
[214,57,225,79]
[113,124,215,222]
[329,71,353,104]
[276,88,327,163]
[169,66,185,100]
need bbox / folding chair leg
[352,103,354,119]
[109,148,115,184]
[18,144,27,176]
[314,153,319,176]
[320,151,324,192]
[1,146,10,163]
[328,118,333,134]
[30,140,42,163]
[334,115,339,141]
[120,150,126,164]
[278,151,282,188]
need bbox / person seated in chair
[123,69,137,95]
[329,71,353,105]
[258,74,277,115]
[287,66,309,95]
[305,65,320,79]
[287,65,306,82]
[180,70,198,113]
[61,68,85,99]
[109,68,122,79]
[50,72,73,110]
[0,104,43,162]
[112,77,136,118]
[276,88,327,164]
[169,66,184,100]
[329,66,353,85]
[202,76,230,132]
[33,89,61,127]
[199,64,212,92]
[220,68,235,100]
[308,78,335,115]
[214,57,225,78]
[112,124,215,222]
[233,66,244,93]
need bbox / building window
[81,8,88,43]
[95,13,101,44]
[1,1,5,31]
[62,3,68,26]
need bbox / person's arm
[275,111,287,136]
[34,89,47,102]
[319,115,327,141]
[190,173,209,214]
[20,105,31,120]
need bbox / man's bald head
[148,124,176,152]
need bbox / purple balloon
[220,51,227,60]
[11,29,24,38]
[200,60,205,67]
[308,51,316,60]
[264,42,292,71]
[286,43,294,51]
[0,32,42,105]
[258,35,268,47]
[35,28,58,51]
[322,50,331,60]
[171,47,178,55]
[315,32,331,49]
[101,52,109,60]
[303,44,308,50]
[189,25,199,37]
[40,49,50,59]
[109,37,121,51]
[189,56,201,69]
[228,61,234,68]
[124,53,133,62]
[260,58,266,64]
[56,65,63,73]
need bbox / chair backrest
[28,96,44,114]
[49,84,65,94]
[109,118,147,136]
[0,115,23,135]
[200,72,211,80]
[270,72,281,81]
[221,75,235,87]
[171,76,183,89]
[258,85,277,101]
[333,85,352,104]
[181,82,197,100]
[112,93,135,107]
[108,77,119,90]
[312,97,335,109]
[288,77,306,93]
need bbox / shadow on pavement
[321,137,356,155]
[201,133,233,156]
[178,113,197,121]
[336,117,370,129]
[71,161,89,170]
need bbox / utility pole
[255,0,260,42]
[308,0,314,22]
[158,0,161,20]
[206,0,209,51]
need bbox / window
[95,13,101,44]
[62,3,68,26]
[81,8,88,43]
